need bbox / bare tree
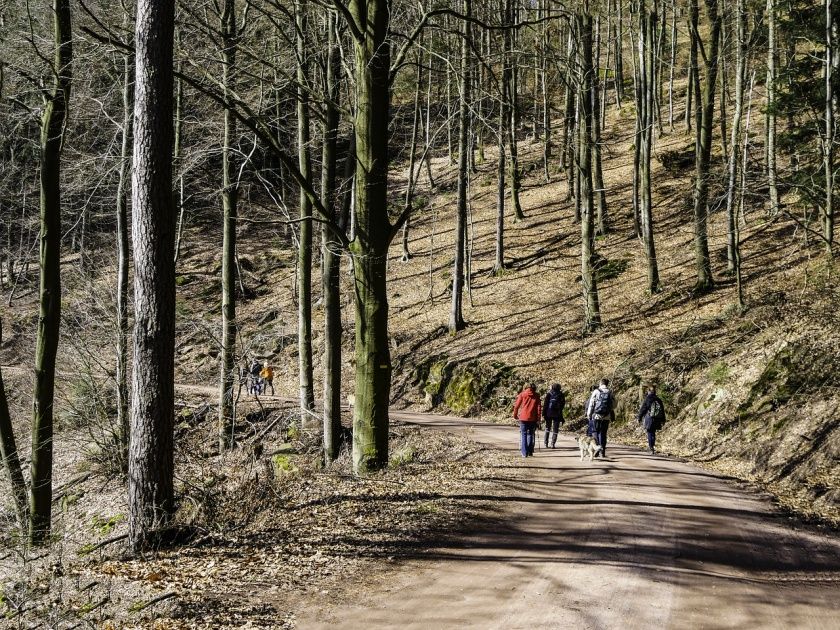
[128,0,177,551]
[0,320,27,531]
[29,0,73,546]
[449,0,471,333]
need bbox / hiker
[260,363,275,395]
[586,378,615,457]
[637,384,666,454]
[542,383,565,448]
[513,383,542,457]
[249,358,263,395]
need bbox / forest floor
[0,385,525,628]
[2,88,840,626]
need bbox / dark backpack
[649,398,665,426]
[593,389,612,416]
[545,391,565,417]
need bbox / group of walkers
[512,380,666,458]
[243,358,275,396]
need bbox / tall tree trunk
[668,0,677,130]
[506,0,525,222]
[0,321,27,531]
[297,0,316,424]
[349,0,392,474]
[640,3,662,293]
[690,0,721,291]
[321,10,343,462]
[128,0,176,551]
[401,50,424,263]
[218,0,239,451]
[494,120,507,275]
[725,0,746,274]
[615,0,625,106]
[116,43,133,456]
[592,19,608,235]
[449,0,471,333]
[30,0,72,546]
[578,12,602,332]
[766,0,779,214]
[825,0,836,252]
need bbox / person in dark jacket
[513,383,541,457]
[586,378,615,457]
[542,383,565,448]
[637,384,665,454]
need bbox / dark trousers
[544,417,562,446]
[519,421,536,457]
[595,419,609,454]
[646,429,656,450]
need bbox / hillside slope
[1,105,837,526]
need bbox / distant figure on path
[637,384,666,454]
[513,383,542,458]
[542,383,565,448]
[249,359,263,395]
[586,378,615,457]
[260,364,275,395]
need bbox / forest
[1,0,839,627]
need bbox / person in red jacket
[513,383,542,457]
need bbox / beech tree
[577,11,601,332]
[688,0,721,292]
[30,0,73,546]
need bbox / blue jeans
[646,429,656,450]
[519,421,536,456]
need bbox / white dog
[576,435,603,462]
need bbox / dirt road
[299,412,840,630]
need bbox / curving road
[300,411,840,630]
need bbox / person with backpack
[586,378,615,457]
[249,359,263,395]
[513,383,542,457]
[542,383,565,448]
[637,384,666,454]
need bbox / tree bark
[116,38,133,459]
[592,18,608,235]
[689,0,720,291]
[639,3,662,293]
[825,0,837,252]
[401,49,424,263]
[0,320,27,531]
[349,0,392,474]
[128,0,176,551]
[725,0,746,274]
[218,0,239,451]
[766,0,779,214]
[449,0,471,333]
[505,0,525,221]
[321,11,343,462]
[30,0,72,546]
[578,12,602,333]
[297,0,316,424]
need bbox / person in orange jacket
[259,364,275,395]
[513,383,542,457]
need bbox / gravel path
[299,411,840,630]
